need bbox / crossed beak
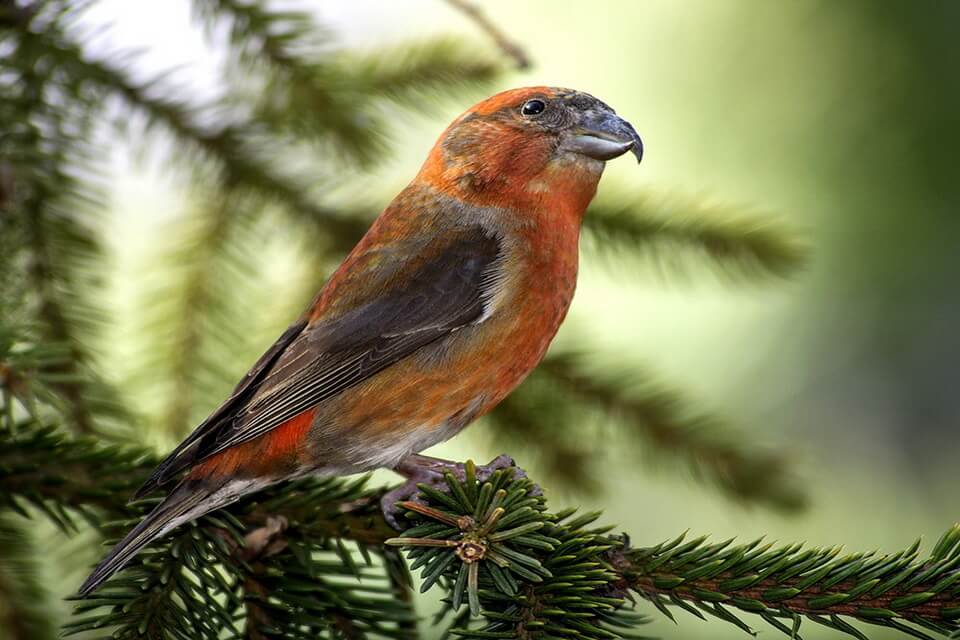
[563,108,643,163]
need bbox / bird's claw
[380,454,539,530]
[380,479,434,531]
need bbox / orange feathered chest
[335,202,581,432]
[199,205,584,479]
[265,140,602,473]
[192,169,595,478]
[319,149,597,436]
[481,210,580,397]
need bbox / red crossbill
[79,86,642,596]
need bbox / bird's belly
[306,253,577,472]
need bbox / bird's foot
[240,515,288,561]
[380,454,537,530]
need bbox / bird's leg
[380,456,446,530]
[401,453,526,480]
[380,453,530,530]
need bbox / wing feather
[136,225,504,495]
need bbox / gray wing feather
[135,225,503,495]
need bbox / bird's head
[417,86,642,212]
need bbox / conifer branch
[1,8,123,436]
[196,1,501,168]
[490,387,605,493]
[445,0,532,70]
[191,0,320,70]
[0,423,148,527]
[141,194,257,440]
[542,353,807,510]
[194,0,388,166]
[251,38,501,168]
[492,352,808,511]
[333,38,501,106]
[1,426,954,639]
[388,462,960,639]
[21,209,101,435]
[584,193,809,282]
[0,514,57,640]
[619,526,960,639]
[6,20,361,241]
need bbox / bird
[78,86,642,596]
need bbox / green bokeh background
[80,1,958,638]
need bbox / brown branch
[445,0,531,70]
[0,162,14,211]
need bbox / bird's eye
[520,99,546,116]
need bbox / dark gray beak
[562,108,643,163]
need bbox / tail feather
[78,479,250,597]
[131,439,203,500]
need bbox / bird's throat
[523,154,604,220]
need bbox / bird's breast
[304,195,583,472]
[478,210,580,397]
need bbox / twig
[0,162,14,210]
[445,0,531,70]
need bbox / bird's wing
[135,224,504,496]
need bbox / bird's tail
[77,477,259,597]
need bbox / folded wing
[135,224,504,497]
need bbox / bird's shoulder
[308,186,513,324]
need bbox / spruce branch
[251,37,501,168]
[542,353,806,511]
[1,8,126,436]
[195,1,501,168]
[491,352,807,511]
[67,478,414,639]
[5,19,362,241]
[332,38,501,107]
[0,319,57,428]
[6,7,501,264]
[134,193,266,440]
[385,463,960,640]
[444,0,532,70]
[584,193,809,282]
[190,0,320,70]
[196,0,389,166]
[66,509,246,640]
[0,422,395,544]
[0,423,408,637]
[1,426,954,639]
[0,422,149,529]
[619,525,960,639]
[20,204,106,435]
[489,381,605,494]
[0,514,57,640]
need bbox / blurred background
[2,0,958,638]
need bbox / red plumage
[78,86,641,596]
